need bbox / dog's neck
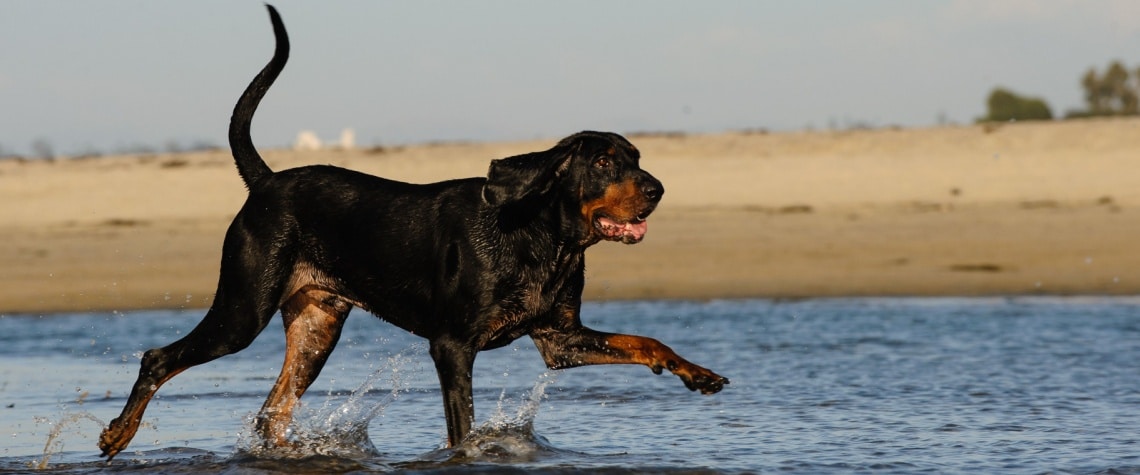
[487,196,594,252]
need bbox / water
[1,298,1138,474]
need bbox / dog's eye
[592,157,612,169]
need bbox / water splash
[34,411,105,470]
[439,371,565,463]
[235,346,421,460]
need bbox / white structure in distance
[293,128,355,151]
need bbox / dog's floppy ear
[482,148,573,206]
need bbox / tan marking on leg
[98,367,188,458]
[257,286,350,446]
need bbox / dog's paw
[679,367,729,395]
[98,419,129,460]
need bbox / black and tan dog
[98,5,727,460]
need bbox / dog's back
[238,165,501,336]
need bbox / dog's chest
[491,275,554,327]
[480,252,580,348]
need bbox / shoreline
[3,118,1139,314]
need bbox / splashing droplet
[235,345,422,459]
[442,371,565,463]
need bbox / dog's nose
[641,180,664,202]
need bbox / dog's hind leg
[255,285,352,446]
[98,219,289,460]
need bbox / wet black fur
[99,5,725,460]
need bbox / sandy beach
[2,118,1139,314]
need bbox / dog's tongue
[598,216,648,241]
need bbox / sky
[2,0,1139,156]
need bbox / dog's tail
[228,4,289,189]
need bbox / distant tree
[185,140,222,152]
[31,138,55,160]
[978,87,1053,122]
[1069,60,1139,118]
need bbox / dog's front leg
[531,328,729,394]
[429,338,476,447]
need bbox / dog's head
[482,131,664,246]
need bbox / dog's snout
[641,179,664,202]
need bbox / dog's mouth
[595,212,651,244]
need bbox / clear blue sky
[2,1,1138,156]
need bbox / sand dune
[2,118,1138,313]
